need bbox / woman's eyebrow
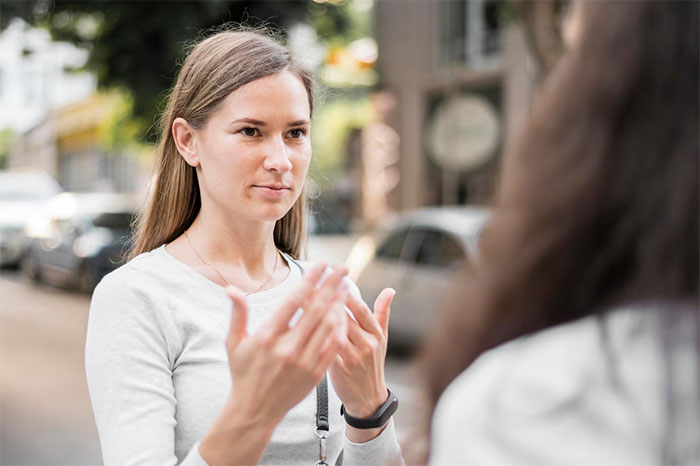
[288,119,310,127]
[228,118,310,127]
[230,118,266,126]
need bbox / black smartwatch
[340,389,399,429]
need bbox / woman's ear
[172,117,200,167]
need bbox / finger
[373,288,395,336]
[300,300,345,368]
[299,263,348,312]
[266,262,326,336]
[344,313,373,348]
[226,286,249,348]
[323,318,349,362]
[299,263,347,315]
[315,325,345,374]
[336,321,361,360]
[291,265,348,345]
[344,291,382,337]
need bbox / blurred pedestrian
[422,1,699,465]
[85,29,402,466]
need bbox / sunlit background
[0,0,572,463]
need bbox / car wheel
[21,251,42,284]
[77,262,96,294]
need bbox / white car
[0,169,63,267]
[348,206,489,351]
[23,192,137,292]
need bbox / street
[0,266,419,465]
[0,271,101,465]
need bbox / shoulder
[98,245,174,288]
[438,305,681,412]
[431,309,675,465]
[436,314,605,421]
[87,247,184,351]
[91,246,176,311]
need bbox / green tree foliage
[1,0,352,142]
[0,128,14,169]
[311,96,371,185]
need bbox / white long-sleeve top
[85,245,403,466]
[430,305,700,465]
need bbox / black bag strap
[316,375,329,432]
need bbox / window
[377,227,431,263]
[92,212,134,230]
[376,229,408,260]
[437,0,507,69]
[414,229,466,267]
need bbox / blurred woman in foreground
[423,1,699,464]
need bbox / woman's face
[192,70,311,223]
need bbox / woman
[85,30,403,466]
[422,1,699,465]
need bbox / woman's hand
[200,263,349,465]
[329,287,396,442]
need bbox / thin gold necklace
[184,229,279,295]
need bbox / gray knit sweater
[85,245,403,466]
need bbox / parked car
[347,206,490,352]
[0,169,63,267]
[23,192,137,292]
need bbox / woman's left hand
[329,287,396,441]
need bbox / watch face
[427,94,501,172]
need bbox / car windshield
[91,212,134,230]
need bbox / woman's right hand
[225,262,349,422]
[200,263,349,465]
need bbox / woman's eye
[289,128,307,139]
[240,127,258,137]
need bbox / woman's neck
[184,208,279,276]
[165,199,293,292]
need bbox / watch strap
[340,389,398,429]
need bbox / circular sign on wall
[426,94,501,172]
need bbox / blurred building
[375,0,535,210]
[54,93,146,193]
[0,18,95,134]
[8,93,149,194]
[0,19,148,196]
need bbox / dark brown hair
[422,0,698,408]
[130,29,313,260]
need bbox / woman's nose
[262,136,293,173]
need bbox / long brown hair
[130,29,314,259]
[422,0,698,408]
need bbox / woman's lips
[252,185,291,198]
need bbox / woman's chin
[249,203,294,222]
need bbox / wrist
[224,394,281,433]
[341,387,398,431]
[342,386,389,418]
[199,396,278,465]
[345,421,388,444]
